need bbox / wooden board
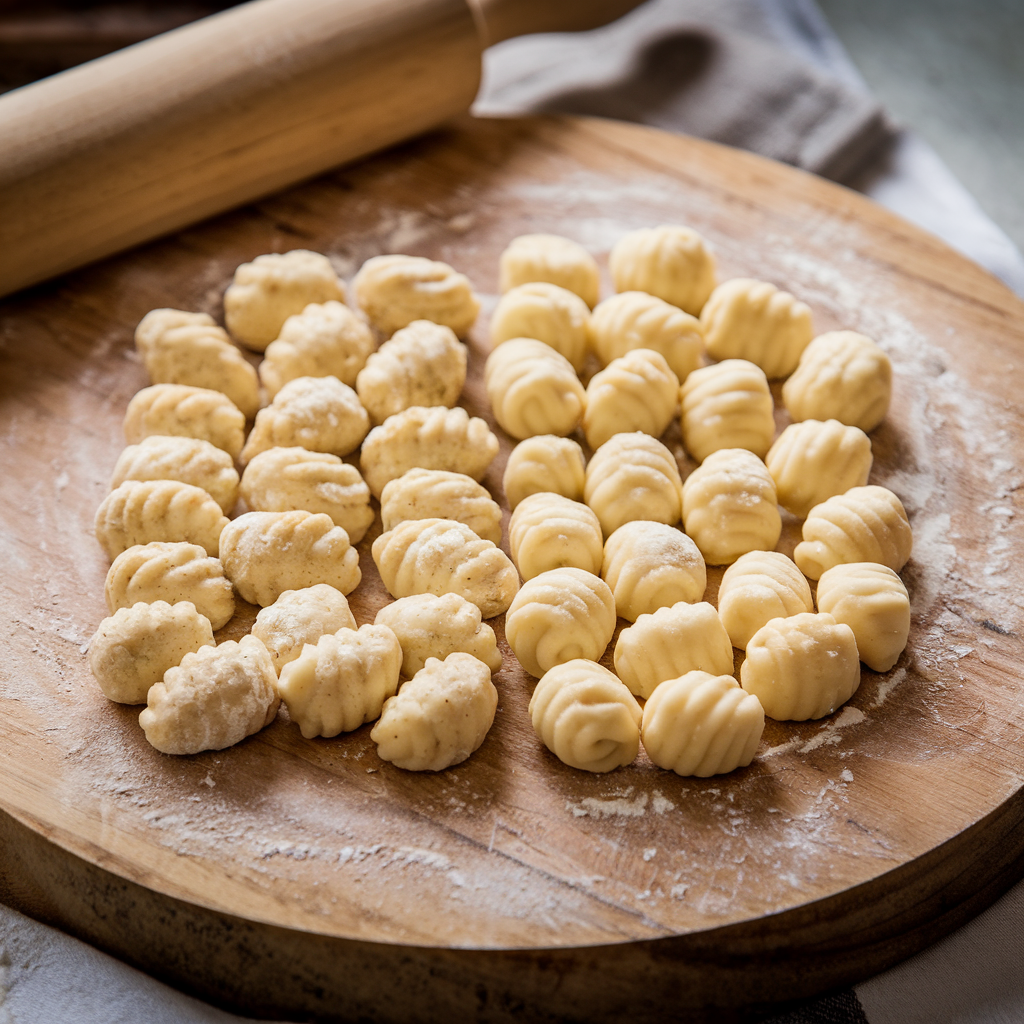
[1,114,1023,1022]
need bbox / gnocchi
[717,550,813,649]
[499,234,600,308]
[490,282,590,372]
[380,468,501,546]
[124,383,246,459]
[502,435,586,510]
[508,492,604,580]
[251,584,357,673]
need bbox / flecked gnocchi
[490,282,590,372]
[251,584,357,673]
[124,383,246,458]
[499,234,600,308]
[502,435,586,510]
[380,468,502,545]
[716,550,813,649]
[508,492,604,580]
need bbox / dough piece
[504,567,615,678]
[585,432,683,536]
[614,602,733,699]
[224,250,345,352]
[529,660,641,773]
[608,226,717,316]
[583,348,680,450]
[700,278,813,378]
[251,584,357,673]
[240,375,369,464]
[588,291,704,382]
[105,541,235,630]
[375,593,502,677]
[380,468,502,545]
[641,671,764,776]
[680,359,775,463]
[601,521,706,621]
[741,612,861,721]
[499,234,600,308]
[372,518,518,618]
[490,282,590,372]
[134,308,259,418]
[140,635,279,754]
[353,254,480,337]
[371,653,498,771]
[816,562,910,672]
[95,480,229,560]
[484,338,586,440]
[110,435,239,514]
[794,485,912,580]
[717,550,813,649]
[783,331,892,432]
[360,405,499,499]
[220,511,361,606]
[276,624,402,738]
[88,600,214,704]
[502,435,586,510]
[356,319,467,425]
[240,447,373,542]
[259,300,375,396]
[766,419,873,518]
[509,492,603,580]
[681,448,782,565]
[124,383,246,458]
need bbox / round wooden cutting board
[1,115,1023,1023]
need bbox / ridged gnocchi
[601,521,706,621]
[504,567,616,678]
[583,348,679,450]
[140,635,279,753]
[240,447,374,542]
[276,624,402,738]
[766,419,873,518]
[588,291,704,381]
[105,541,235,630]
[681,448,781,565]
[680,359,775,463]
[372,518,518,618]
[509,492,604,580]
[700,278,813,378]
[529,660,641,772]
[490,282,590,372]
[380,468,501,545]
[783,331,892,432]
[224,250,345,352]
[110,434,239,515]
[717,550,813,649]
[502,435,586,510]
[134,308,259,418]
[251,584,357,673]
[240,375,369,464]
[584,432,683,536]
[794,485,912,580]
[220,510,361,606]
[356,320,467,425]
[641,671,764,776]
[375,593,502,677]
[259,300,375,396]
[608,225,717,316]
[741,612,861,721]
[816,562,910,672]
[95,480,229,560]
[371,653,498,771]
[353,254,480,337]
[499,234,600,308]
[89,600,214,704]
[360,405,499,499]
[484,338,586,440]
[124,383,246,458]
[614,602,733,699]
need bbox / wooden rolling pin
[0,0,642,299]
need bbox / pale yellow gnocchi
[124,383,246,459]
[499,234,600,308]
[717,550,813,649]
[489,282,590,372]
[380,468,501,545]
[251,584,357,673]
[502,435,586,510]
[508,492,604,580]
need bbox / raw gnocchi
[490,282,590,372]
[380,468,501,545]
[717,550,813,649]
[251,584,357,673]
[124,383,246,459]
[508,492,604,580]
[499,234,600,308]
[502,435,586,510]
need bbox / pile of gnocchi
[88,226,912,779]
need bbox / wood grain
[1,115,1023,1021]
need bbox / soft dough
[509,492,604,580]
[502,435,586,510]
[716,550,813,649]
[124,383,246,458]
[380,468,502,546]
[499,234,600,308]
[490,282,590,372]
[251,584,357,673]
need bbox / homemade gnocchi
[220,510,361,606]
[356,319,467,424]
[502,435,586,510]
[371,653,498,771]
[508,492,604,580]
[250,584,357,673]
[716,550,813,649]
[124,383,246,458]
[276,624,402,738]
[529,660,641,773]
[504,568,616,678]
[490,282,590,372]
[499,234,600,308]
[372,518,518,618]
[380,468,502,545]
